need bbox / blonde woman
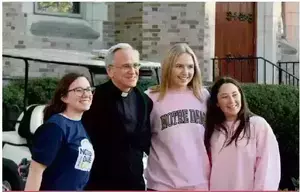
[144,43,210,190]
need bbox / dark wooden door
[215,2,256,82]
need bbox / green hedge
[3,78,299,190]
[3,77,59,110]
[241,84,299,190]
[3,77,157,110]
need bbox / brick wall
[142,3,205,61]
[114,3,143,51]
[3,2,213,82]
[111,2,211,80]
[3,2,26,49]
[2,2,107,81]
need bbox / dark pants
[85,178,145,191]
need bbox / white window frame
[34,2,83,18]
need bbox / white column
[256,2,281,84]
[204,2,215,82]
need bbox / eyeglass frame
[67,87,96,97]
[109,62,141,72]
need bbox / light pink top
[209,116,281,190]
[145,89,210,190]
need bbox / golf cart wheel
[3,159,24,191]
[2,180,12,191]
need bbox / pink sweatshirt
[145,88,210,190]
[209,116,281,191]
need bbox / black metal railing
[278,61,299,85]
[212,57,299,86]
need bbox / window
[34,2,81,17]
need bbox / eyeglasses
[110,63,141,72]
[68,87,96,97]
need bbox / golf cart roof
[2,48,161,69]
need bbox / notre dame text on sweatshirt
[145,88,210,190]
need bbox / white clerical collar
[121,92,129,97]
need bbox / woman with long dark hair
[25,73,95,191]
[204,77,281,190]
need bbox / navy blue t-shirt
[31,113,95,190]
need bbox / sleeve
[135,94,153,155]
[254,117,281,190]
[31,123,64,166]
[143,96,153,155]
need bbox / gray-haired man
[82,43,153,190]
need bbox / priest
[82,43,153,190]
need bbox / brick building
[2,2,299,84]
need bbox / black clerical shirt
[117,89,138,134]
[82,80,153,191]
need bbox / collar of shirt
[108,80,132,98]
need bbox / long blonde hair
[150,43,204,101]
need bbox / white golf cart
[2,48,160,191]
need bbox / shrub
[3,79,25,111]
[138,78,158,92]
[241,84,299,190]
[3,78,156,110]
[3,77,59,110]
[27,77,59,106]
[3,77,59,131]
